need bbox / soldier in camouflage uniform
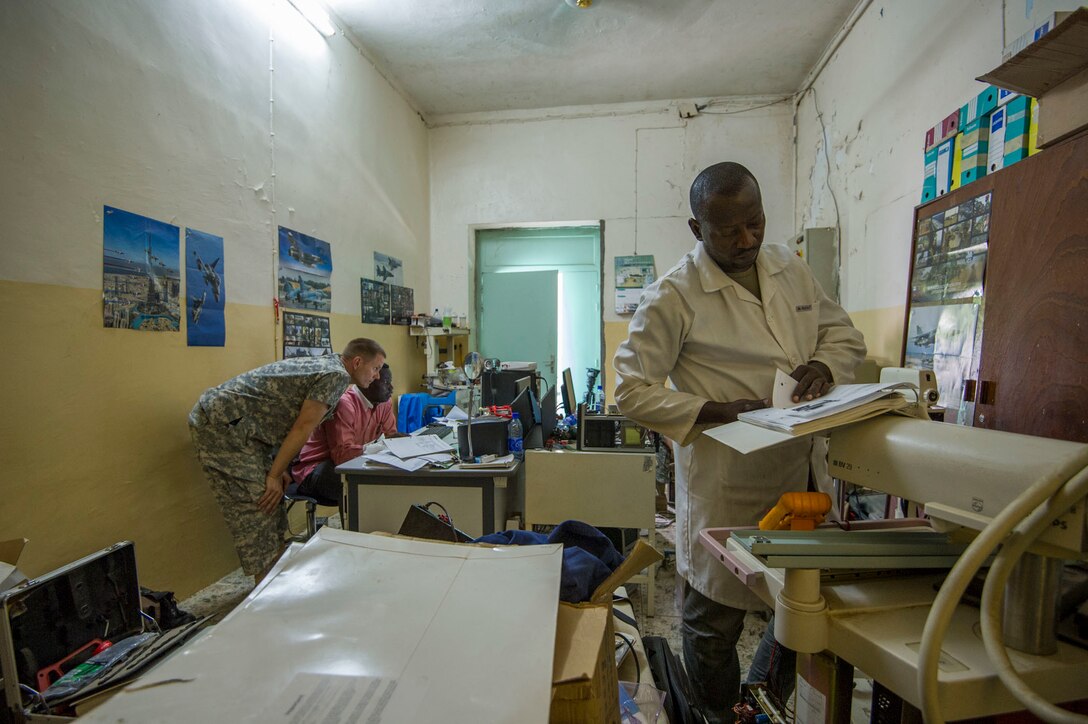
[189,338,386,580]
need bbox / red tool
[37,638,109,690]
[486,405,513,418]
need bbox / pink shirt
[291,387,398,482]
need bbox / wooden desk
[336,457,523,538]
[523,449,659,615]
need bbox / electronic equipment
[481,370,532,407]
[560,368,577,417]
[577,405,652,453]
[456,418,509,460]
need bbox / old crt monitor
[482,370,531,407]
[560,368,577,417]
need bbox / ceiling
[325,0,860,118]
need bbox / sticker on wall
[283,312,332,359]
[373,251,403,286]
[614,254,656,314]
[185,228,225,347]
[390,284,414,325]
[102,206,181,332]
[361,278,390,324]
[278,227,331,312]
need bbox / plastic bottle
[595,384,605,413]
[507,412,524,461]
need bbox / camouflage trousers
[188,400,286,577]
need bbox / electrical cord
[917,447,1088,724]
[978,466,1088,723]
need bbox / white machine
[711,415,1088,723]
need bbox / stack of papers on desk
[358,435,456,471]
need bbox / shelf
[409,326,470,337]
[977,8,1088,96]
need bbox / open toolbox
[0,541,202,722]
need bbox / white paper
[82,529,563,724]
[459,453,515,469]
[771,368,803,409]
[364,451,430,471]
[702,421,799,454]
[440,406,468,421]
[741,382,905,429]
[259,674,401,724]
[384,435,453,458]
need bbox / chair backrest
[398,392,456,433]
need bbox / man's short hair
[689,162,760,219]
[342,338,385,360]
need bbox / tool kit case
[0,541,145,722]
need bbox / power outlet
[678,101,700,119]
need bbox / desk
[337,457,523,538]
[523,449,659,615]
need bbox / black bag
[643,635,704,724]
[139,587,197,630]
[398,502,473,543]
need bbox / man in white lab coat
[614,162,865,721]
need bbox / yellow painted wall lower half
[0,280,424,597]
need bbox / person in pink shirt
[291,363,402,500]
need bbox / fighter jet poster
[278,226,332,313]
[102,206,180,332]
[373,251,403,286]
[184,228,225,346]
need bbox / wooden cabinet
[905,131,1088,442]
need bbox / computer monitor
[510,386,537,446]
[560,368,577,417]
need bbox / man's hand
[697,398,770,425]
[258,473,288,515]
[789,361,833,402]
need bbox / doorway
[475,225,602,405]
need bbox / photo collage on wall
[102,206,227,346]
[283,312,332,358]
[361,251,414,326]
[906,191,991,417]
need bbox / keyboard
[411,423,454,439]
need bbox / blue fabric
[476,520,624,603]
[397,392,455,433]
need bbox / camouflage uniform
[188,355,351,576]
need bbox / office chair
[283,482,343,542]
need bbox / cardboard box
[1028,97,1041,155]
[987,105,1007,173]
[959,115,990,185]
[551,540,662,724]
[950,133,964,190]
[1001,11,1074,61]
[924,110,960,151]
[978,8,1088,149]
[1002,95,1032,166]
[0,539,27,593]
[959,85,999,126]
[997,86,1020,106]
[920,146,938,203]
[934,136,955,196]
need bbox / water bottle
[507,412,524,461]
[595,384,605,413]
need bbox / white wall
[0,0,430,594]
[428,99,796,325]
[793,0,1069,361]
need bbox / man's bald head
[689,162,760,220]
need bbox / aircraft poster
[283,312,332,358]
[390,284,414,325]
[185,228,225,346]
[360,278,390,324]
[102,206,181,332]
[373,251,403,286]
[278,227,332,313]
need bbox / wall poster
[278,227,332,313]
[907,191,991,422]
[360,278,390,324]
[390,284,414,325]
[283,312,332,358]
[185,228,225,347]
[614,254,656,314]
[374,251,404,286]
[102,206,181,332]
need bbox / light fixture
[287,0,336,37]
[565,0,593,8]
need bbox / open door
[478,270,558,383]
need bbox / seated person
[291,363,403,500]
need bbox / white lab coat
[614,243,866,608]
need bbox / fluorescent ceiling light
[287,0,336,37]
